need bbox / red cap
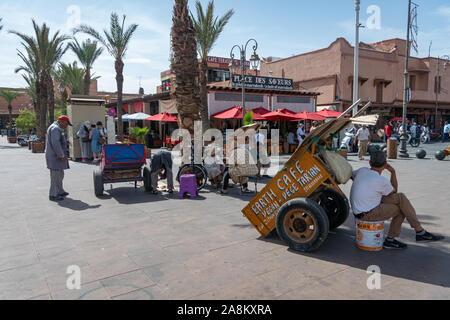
[58,115,72,126]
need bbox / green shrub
[15,110,36,134]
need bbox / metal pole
[435,57,440,131]
[353,0,361,117]
[241,49,246,126]
[399,0,411,158]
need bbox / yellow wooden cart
[241,100,373,252]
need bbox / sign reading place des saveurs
[232,74,293,91]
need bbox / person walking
[90,121,105,163]
[384,121,393,143]
[355,124,371,160]
[296,123,306,146]
[45,116,71,202]
[77,121,92,163]
[442,121,449,143]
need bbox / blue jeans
[443,132,449,142]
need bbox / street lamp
[434,55,449,132]
[229,39,260,126]
[58,85,65,114]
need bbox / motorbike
[17,135,29,147]
[340,131,357,152]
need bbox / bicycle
[176,140,208,191]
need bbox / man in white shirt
[354,124,371,160]
[350,150,443,249]
[296,123,305,145]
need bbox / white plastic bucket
[356,220,385,252]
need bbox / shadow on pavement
[58,198,101,211]
[0,145,22,150]
[106,187,169,204]
[259,224,449,288]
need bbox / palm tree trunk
[84,68,91,96]
[47,75,55,123]
[115,59,125,141]
[8,105,12,128]
[171,0,202,135]
[199,58,209,132]
[36,76,47,141]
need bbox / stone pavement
[0,136,449,300]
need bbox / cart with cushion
[93,143,150,196]
[241,100,375,252]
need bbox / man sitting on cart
[350,150,444,249]
[149,150,174,195]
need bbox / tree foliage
[73,13,138,140]
[191,0,234,131]
[15,109,36,133]
[69,38,103,95]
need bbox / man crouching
[350,150,444,249]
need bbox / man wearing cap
[350,150,444,249]
[354,124,371,160]
[45,116,71,201]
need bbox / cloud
[436,6,450,18]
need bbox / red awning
[132,101,144,113]
[262,109,300,121]
[295,110,327,121]
[212,106,268,120]
[316,108,350,118]
[122,103,129,113]
[145,112,178,122]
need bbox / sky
[0,0,449,94]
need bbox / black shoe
[383,239,408,250]
[168,189,174,194]
[49,196,65,202]
[416,231,444,242]
[59,192,69,197]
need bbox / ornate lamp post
[229,39,260,125]
[434,55,449,131]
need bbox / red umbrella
[213,106,267,120]
[145,112,178,122]
[262,109,300,121]
[391,117,410,123]
[294,110,327,121]
[316,108,350,118]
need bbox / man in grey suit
[46,115,71,201]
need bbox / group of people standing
[77,121,107,163]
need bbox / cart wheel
[143,166,152,192]
[93,169,104,197]
[176,164,208,191]
[309,187,349,230]
[276,198,329,252]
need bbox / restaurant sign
[232,74,293,91]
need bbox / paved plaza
[0,136,449,300]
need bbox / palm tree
[171,0,202,135]
[53,61,100,96]
[15,46,40,112]
[73,13,138,141]
[0,18,3,31]
[10,20,69,140]
[69,38,103,95]
[0,89,22,128]
[191,0,234,132]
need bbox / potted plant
[130,127,151,158]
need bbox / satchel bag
[82,136,91,143]
[98,135,105,145]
